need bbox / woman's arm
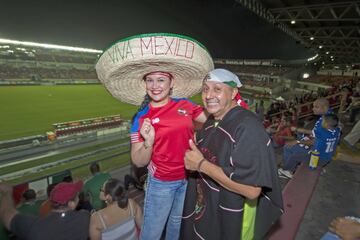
[291,126,313,135]
[131,199,143,229]
[131,118,155,167]
[89,213,101,240]
[131,142,153,167]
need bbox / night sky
[0,0,313,60]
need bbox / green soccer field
[0,85,203,141]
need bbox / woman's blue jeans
[140,174,187,240]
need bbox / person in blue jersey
[313,113,341,166]
[278,98,334,178]
[279,112,340,178]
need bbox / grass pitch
[0,85,137,141]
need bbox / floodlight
[0,38,102,53]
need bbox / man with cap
[181,69,283,240]
[0,181,90,240]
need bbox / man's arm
[0,184,17,230]
[184,140,261,200]
[198,160,261,199]
[291,126,313,135]
[285,138,315,147]
[329,217,360,240]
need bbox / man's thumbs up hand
[185,139,206,171]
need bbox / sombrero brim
[96,33,214,105]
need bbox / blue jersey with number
[312,109,333,135]
[313,126,340,161]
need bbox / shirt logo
[152,118,160,124]
[177,108,188,116]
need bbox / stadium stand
[215,62,294,76]
[0,42,99,83]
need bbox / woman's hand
[140,118,155,147]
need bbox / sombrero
[95,33,214,105]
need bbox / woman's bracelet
[197,158,207,172]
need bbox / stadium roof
[0,38,102,53]
[236,0,360,66]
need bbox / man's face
[312,101,326,115]
[201,81,236,120]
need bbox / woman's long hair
[104,178,128,209]
[131,94,151,124]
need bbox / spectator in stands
[39,183,57,217]
[288,106,298,124]
[278,98,332,178]
[62,175,73,182]
[83,162,111,211]
[181,69,283,240]
[16,189,43,216]
[267,102,278,116]
[256,99,265,121]
[124,163,147,191]
[0,181,90,240]
[89,178,143,240]
[342,120,360,152]
[346,81,360,123]
[76,191,94,212]
[272,116,296,147]
[292,98,332,137]
[279,113,341,178]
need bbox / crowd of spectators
[257,76,359,181]
[0,46,97,65]
[0,64,97,80]
[0,163,143,240]
[303,74,355,86]
[262,76,358,122]
[241,78,273,88]
[215,64,294,76]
